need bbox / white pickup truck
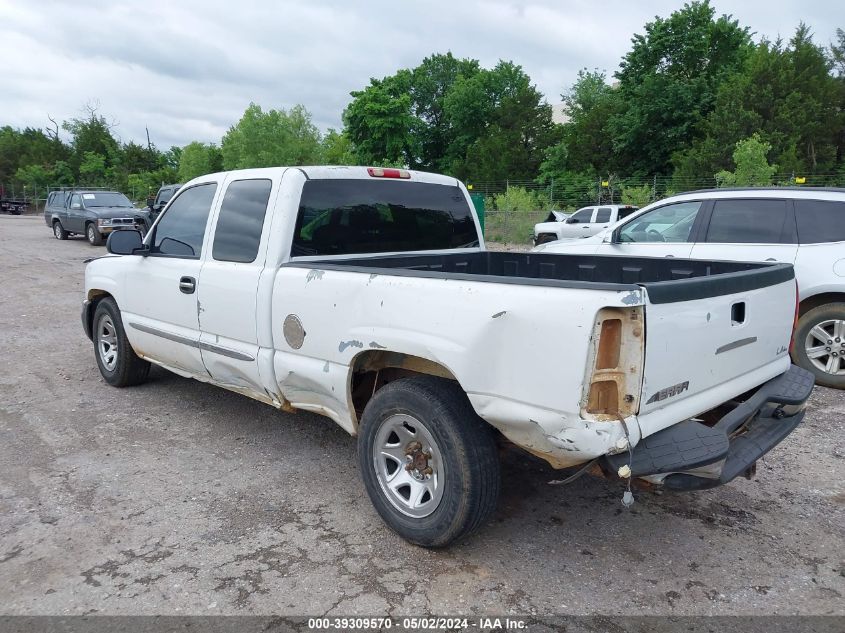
[82,166,813,547]
[534,204,638,245]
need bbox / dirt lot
[0,214,843,617]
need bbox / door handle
[179,276,196,294]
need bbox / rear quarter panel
[269,265,641,440]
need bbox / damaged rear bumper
[603,364,814,491]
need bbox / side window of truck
[794,199,845,244]
[292,179,478,256]
[595,208,612,223]
[568,208,593,224]
[212,179,272,263]
[704,199,787,244]
[618,201,702,243]
[151,183,217,258]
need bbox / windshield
[82,192,133,208]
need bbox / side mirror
[107,229,147,255]
[608,228,621,244]
[567,217,579,224]
[71,202,82,210]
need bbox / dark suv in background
[45,189,147,245]
[146,183,183,225]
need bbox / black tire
[357,376,500,547]
[792,302,845,389]
[92,297,150,387]
[87,223,104,246]
[53,220,68,240]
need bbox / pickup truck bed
[298,251,794,301]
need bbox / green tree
[78,151,108,185]
[319,129,356,165]
[343,72,418,166]
[674,24,843,180]
[222,103,323,169]
[610,1,751,175]
[539,69,617,182]
[63,104,119,176]
[178,141,223,181]
[715,134,778,186]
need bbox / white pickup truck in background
[534,204,638,245]
[82,166,813,546]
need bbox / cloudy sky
[1,0,839,149]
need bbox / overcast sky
[1,0,840,150]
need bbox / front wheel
[93,298,150,387]
[792,302,845,389]
[53,221,68,240]
[357,376,500,547]
[87,223,104,246]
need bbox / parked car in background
[0,186,28,214]
[146,183,183,226]
[534,187,845,388]
[533,204,638,245]
[81,166,811,546]
[45,189,147,245]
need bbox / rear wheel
[87,223,104,246]
[357,376,500,547]
[53,220,68,240]
[793,303,845,389]
[93,298,150,387]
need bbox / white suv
[535,187,845,388]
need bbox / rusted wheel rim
[372,413,444,518]
[805,319,845,375]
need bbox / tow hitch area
[604,365,814,491]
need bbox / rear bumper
[604,364,814,490]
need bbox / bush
[491,185,548,212]
[621,183,654,207]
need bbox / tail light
[583,307,644,419]
[367,167,410,179]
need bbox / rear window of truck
[291,179,479,256]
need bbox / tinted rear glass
[213,179,271,263]
[705,199,787,244]
[795,199,845,244]
[292,179,478,256]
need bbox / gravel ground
[0,214,843,617]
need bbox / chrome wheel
[53,223,62,239]
[804,319,845,375]
[87,225,96,243]
[372,413,444,518]
[97,313,119,371]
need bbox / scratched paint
[305,270,324,283]
[338,340,364,352]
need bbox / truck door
[119,182,219,377]
[197,177,276,401]
[558,207,595,239]
[67,193,84,233]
